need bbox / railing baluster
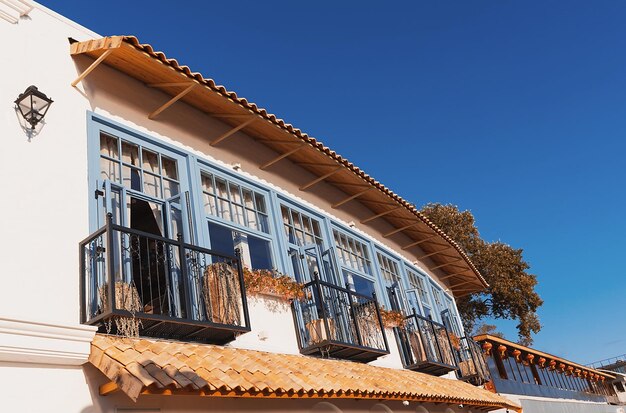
[235,248,250,329]
[346,287,362,346]
[430,318,444,364]
[105,213,115,313]
[372,291,389,352]
[177,233,192,321]
[313,273,332,343]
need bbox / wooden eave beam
[260,144,307,170]
[207,113,255,119]
[148,83,196,119]
[210,116,257,146]
[294,161,339,167]
[300,166,343,190]
[361,206,403,224]
[439,271,469,280]
[71,49,114,87]
[401,234,440,250]
[326,181,371,188]
[430,258,464,270]
[332,187,374,208]
[416,247,453,260]
[99,381,119,396]
[448,280,478,289]
[383,221,421,238]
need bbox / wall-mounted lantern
[14,85,53,129]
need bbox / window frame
[330,225,379,297]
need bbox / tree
[421,203,542,345]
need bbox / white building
[0,2,519,413]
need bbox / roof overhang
[70,36,488,296]
[474,335,616,381]
[90,334,520,412]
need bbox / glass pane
[143,172,162,198]
[243,189,254,208]
[255,194,266,213]
[100,133,118,158]
[161,156,178,180]
[122,165,141,191]
[204,194,217,216]
[121,141,139,166]
[258,213,269,234]
[218,197,231,221]
[233,205,245,225]
[142,149,160,174]
[216,178,228,198]
[229,183,242,204]
[248,235,273,270]
[281,206,290,225]
[100,158,119,182]
[163,179,180,198]
[246,208,257,229]
[201,174,214,193]
[312,220,321,237]
[208,222,235,256]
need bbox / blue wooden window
[332,228,376,298]
[375,251,406,311]
[281,204,324,247]
[406,268,432,318]
[197,167,275,272]
[100,132,180,199]
[201,172,269,233]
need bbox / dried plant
[243,268,306,301]
[379,308,405,328]
[98,281,142,338]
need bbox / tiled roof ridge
[90,334,520,412]
[113,35,486,288]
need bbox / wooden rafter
[148,83,196,119]
[383,221,421,238]
[448,280,478,289]
[416,247,452,260]
[99,381,119,396]
[430,258,464,270]
[360,206,403,224]
[260,144,307,170]
[401,234,439,250]
[326,181,371,188]
[210,117,256,146]
[300,166,343,190]
[71,49,114,87]
[439,271,469,280]
[332,187,374,208]
[294,161,339,167]
[358,198,400,207]
[207,113,255,119]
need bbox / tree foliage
[421,203,542,345]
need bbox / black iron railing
[456,336,491,385]
[292,274,389,362]
[79,214,250,344]
[396,310,458,375]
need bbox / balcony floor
[89,312,249,345]
[406,360,458,376]
[301,339,389,363]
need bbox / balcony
[457,336,491,385]
[396,311,458,376]
[292,276,389,363]
[79,215,250,344]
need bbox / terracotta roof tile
[90,334,519,412]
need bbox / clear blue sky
[42,0,626,364]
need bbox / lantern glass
[15,85,53,129]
